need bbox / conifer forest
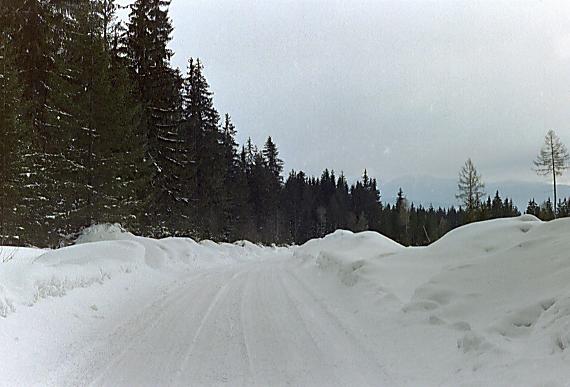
[0,0,563,248]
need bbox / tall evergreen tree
[220,113,243,240]
[262,136,284,181]
[6,0,70,245]
[0,13,28,244]
[19,0,146,245]
[126,0,182,235]
[182,58,225,238]
[10,0,59,150]
[261,136,284,241]
[69,1,145,230]
[395,188,410,244]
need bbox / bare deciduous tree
[534,130,570,218]
[457,158,485,213]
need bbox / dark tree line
[278,172,522,245]
[0,0,527,248]
[525,197,570,221]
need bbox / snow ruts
[78,259,391,386]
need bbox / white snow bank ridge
[0,224,270,318]
[295,215,570,386]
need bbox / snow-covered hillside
[1,217,570,386]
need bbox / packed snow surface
[2,216,570,386]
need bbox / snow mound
[296,229,403,261]
[0,233,275,318]
[294,215,570,385]
[0,241,145,317]
[428,214,542,256]
[294,229,403,286]
[402,218,570,384]
[75,223,135,244]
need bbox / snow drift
[296,215,570,385]
[0,224,269,318]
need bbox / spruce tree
[181,58,225,238]
[262,136,284,181]
[69,1,145,230]
[526,199,539,218]
[10,0,58,150]
[557,198,569,218]
[282,170,305,243]
[334,173,351,230]
[491,191,503,218]
[220,113,242,240]
[126,0,183,235]
[395,188,410,244]
[262,136,284,241]
[541,198,555,221]
[7,0,67,245]
[25,0,146,243]
[0,16,28,244]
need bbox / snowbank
[295,215,570,385]
[293,229,404,286]
[0,225,271,318]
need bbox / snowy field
[1,217,570,386]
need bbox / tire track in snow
[79,258,392,386]
[281,266,393,386]
[238,261,341,386]
[275,267,325,358]
[239,269,256,385]
[173,268,248,384]
[85,271,211,386]
[240,265,290,384]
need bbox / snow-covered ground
[1,217,570,386]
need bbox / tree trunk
[551,136,557,218]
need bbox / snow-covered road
[4,217,570,386]
[76,258,388,386]
[0,241,393,387]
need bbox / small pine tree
[395,188,410,244]
[526,198,539,217]
[541,198,555,221]
[491,191,503,218]
[263,136,284,181]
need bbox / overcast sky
[134,0,570,184]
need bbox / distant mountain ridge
[381,175,570,211]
